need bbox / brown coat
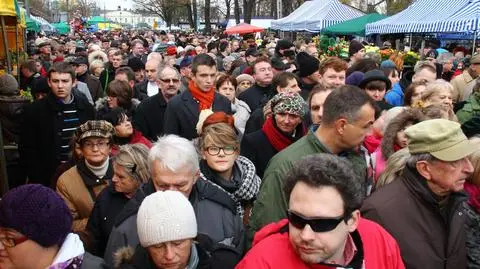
[451,69,475,102]
[56,161,111,233]
[361,166,467,269]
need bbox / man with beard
[247,86,375,246]
[133,65,181,141]
[237,154,404,268]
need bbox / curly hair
[284,154,364,219]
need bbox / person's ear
[416,161,433,180]
[335,118,348,135]
[346,210,360,232]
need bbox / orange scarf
[189,80,215,111]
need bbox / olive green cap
[405,119,474,161]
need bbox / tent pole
[16,24,20,82]
[473,31,477,55]
[1,16,12,74]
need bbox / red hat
[166,46,177,56]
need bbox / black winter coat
[238,84,275,111]
[132,80,149,101]
[241,130,277,178]
[19,93,95,186]
[87,185,130,257]
[132,93,167,141]
[0,96,30,145]
[163,90,232,140]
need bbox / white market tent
[270,1,315,31]
[31,15,56,32]
[271,0,364,32]
[366,0,480,35]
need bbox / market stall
[366,0,480,35]
[0,0,26,76]
[271,0,364,32]
[322,13,387,36]
[225,23,264,35]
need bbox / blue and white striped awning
[303,0,365,32]
[272,0,364,32]
[271,1,314,30]
[366,0,480,35]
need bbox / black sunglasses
[287,210,346,233]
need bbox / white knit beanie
[137,191,197,247]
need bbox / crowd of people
[0,29,480,269]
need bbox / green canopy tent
[323,13,387,36]
[52,21,69,34]
[88,16,109,25]
[26,16,40,32]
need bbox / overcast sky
[96,0,134,11]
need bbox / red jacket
[237,218,405,269]
[111,130,152,155]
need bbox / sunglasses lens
[287,211,343,233]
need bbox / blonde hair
[421,79,453,103]
[468,137,480,186]
[200,123,239,151]
[113,144,151,184]
[89,60,105,75]
[376,148,411,190]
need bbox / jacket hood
[381,108,427,159]
[113,246,134,269]
[48,233,85,269]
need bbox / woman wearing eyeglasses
[0,184,106,269]
[86,144,150,257]
[56,120,115,237]
[199,112,261,225]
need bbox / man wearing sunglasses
[237,154,404,268]
[248,86,375,246]
[133,65,182,141]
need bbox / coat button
[96,179,99,183]
[57,112,62,116]
[459,212,463,216]
[104,217,107,221]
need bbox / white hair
[149,135,199,174]
[147,52,163,62]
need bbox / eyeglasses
[160,78,180,84]
[83,141,110,150]
[287,210,346,233]
[205,146,237,156]
[0,235,28,248]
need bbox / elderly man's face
[151,159,198,197]
[418,157,473,196]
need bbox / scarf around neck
[189,80,215,111]
[262,116,296,152]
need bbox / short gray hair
[149,135,199,174]
[406,152,437,169]
[157,64,181,80]
[436,52,454,65]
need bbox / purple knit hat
[0,184,72,247]
[346,71,365,86]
